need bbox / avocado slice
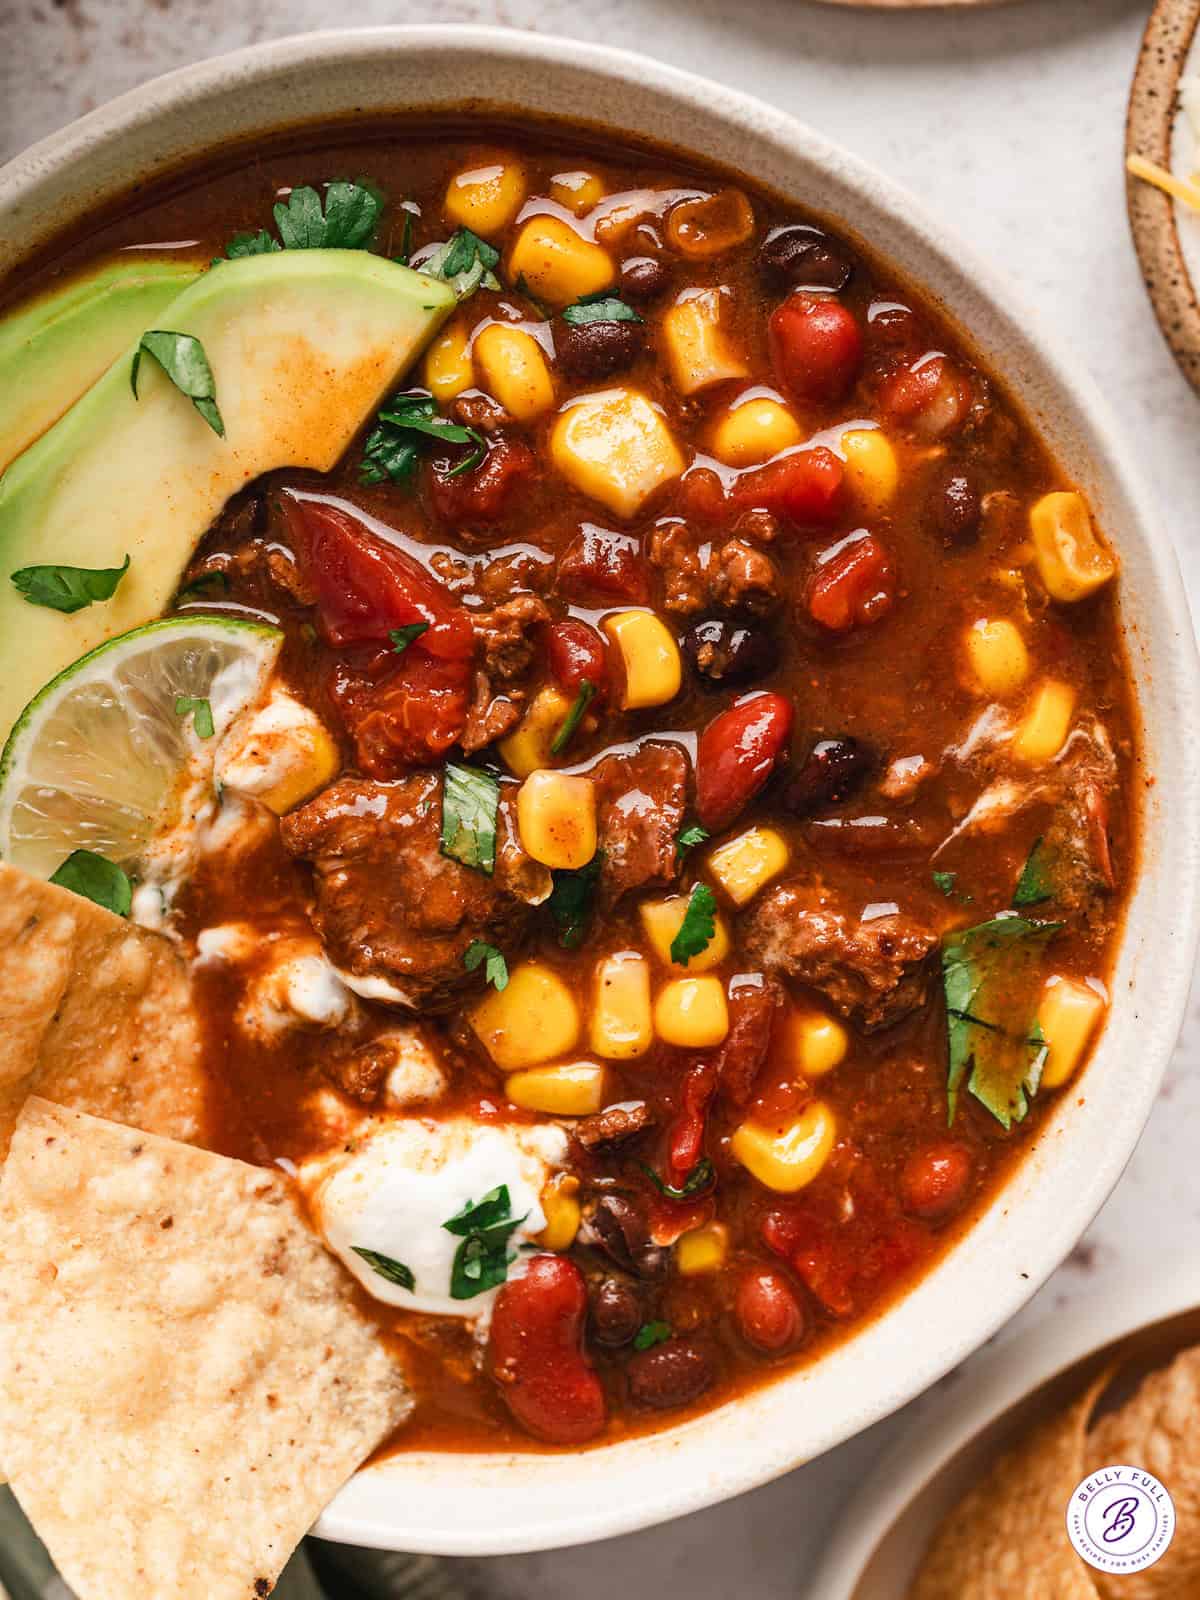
[0,250,455,742]
[0,258,201,472]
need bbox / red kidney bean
[877,354,971,442]
[899,1143,974,1221]
[557,524,650,604]
[545,618,608,700]
[806,532,895,632]
[487,1255,607,1445]
[733,446,845,529]
[627,1337,716,1410]
[734,1268,806,1353]
[769,291,863,404]
[695,691,794,831]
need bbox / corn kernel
[215,694,338,815]
[590,950,654,1059]
[841,427,899,510]
[676,1221,729,1276]
[422,319,474,405]
[785,1011,848,1078]
[639,893,731,971]
[499,686,573,778]
[508,214,615,306]
[731,1101,837,1193]
[1013,679,1075,764]
[444,160,527,238]
[662,288,749,395]
[506,1059,607,1115]
[1038,976,1107,1089]
[473,322,556,422]
[710,395,802,466]
[1029,491,1118,603]
[655,976,729,1047]
[549,170,606,215]
[516,770,597,870]
[257,720,340,814]
[964,618,1030,697]
[537,1174,582,1250]
[707,826,790,907]
[471,961,580,1069]
[604,609,682,708]
[551,389,685,519]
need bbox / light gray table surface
[2,1,1198,1596]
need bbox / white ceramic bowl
[812,1262,1200,1598]
[1,25,1196,1558]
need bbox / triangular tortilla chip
[910,1370,1110,1599]
[0,862,208,1156]
[0,1099,411,1600]
[1085,1349,1200,1600]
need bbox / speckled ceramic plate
[813,0,1012,8]
[1127,0,1200,393]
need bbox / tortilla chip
[0,1098,411,1600]
[1084,1349,1200,1600]
[0,862,209,1156]
[910,1370,1110,1599]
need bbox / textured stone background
[3,2,1199,1595]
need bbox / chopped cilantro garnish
[1013,837,1055,907]
[221,229,280,260]
[421,228,502,299]
[174,695,215,740]
[547,853,603,949]
[562,293,643,326]
[176,569,229,602]
[440,762,500,875]
[360,391,485,486]
[351,1247,415,1291]
[669,882,718,966]
[633,1321,672,1351]
[642,1157,716,1201]
[942,914,1062,1129]
[549,679,596,756]
[274,180,383,250]
[932,870,957,896]
[11,553,130,614]
[464,939,509,991]
[676,824,710,859]
[395,207,416,265]
[131,331,224,437]
[443,1185,527,1301]
[49,850,132,918]
[389,621,431,654]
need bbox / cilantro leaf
[547,853,603,949]
[1013,837,1055,907]
[174,695,215,739]
[222,229,280,260]
[389,621,431,654]
[932,870,957,896]
[274,180,383,250]
[444,1185,515,1237]
[464,939,509,991]
[421,228,502,299]
[549,679,596,756]
[676,824,709,860]
[11,554,130,614]
[131,331,224,437]
[642,1157,716,1201]
[49,850,132,918]
[351,1247,415,1291]
[942,914,1062,1128]
[633,1321,672,1351]
[360,391,485,486]
[443,1185,527,1301]
[395,208,416,266]
[562,294,644,327]
[669,882,718,966]
[441,762,500,875]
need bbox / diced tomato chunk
[487,1255,607,1445]
[806,532,895,632]
[876,353,971,441]
[769,291,863,404]
[557,525,650,603]
[665,1060,718,1190]
[331,648,471,775]
[544,618,609,701]
[695,691,794,831]
[428,436,535,525]
[733,446,845,529]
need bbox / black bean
[580,1194,666,1277]
[759,225,854,293]
[684,618,779,687]
[781,737,874,816]
[590,1278,642,1347]
[627,1338,716,1410]
[557,317,645,381]
[933,467,982,546]
[619,255,671,303]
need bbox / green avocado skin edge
[0,249,454,747]
[0,259,202,472]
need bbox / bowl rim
[1,23,1198,1558]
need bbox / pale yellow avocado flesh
[0,258,202,472]
[0,250,456,742]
